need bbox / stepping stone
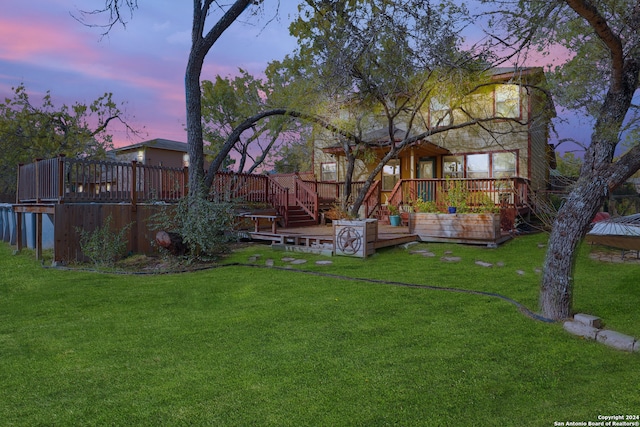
[315,260,333,265]
[421,252,436,257]
[409,250,428,254]
[440,256,461,263]
[516,270,526,276]
[248,256,258,262]
[444,250,453,255]
[534,267,542,274]
[496,261,505,267]
[265,259,274,267]
[402,242,419,249]
[475,260,493,268]
[290,259,308,265]
[537,243,546,248]
[281,257,296,262]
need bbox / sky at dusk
[1,1,592,153]
[0,1,300,147]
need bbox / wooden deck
[247,223,419,256]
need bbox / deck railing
[17,156,187,204]
[362,180,381,218]
[267,178,289,225]
[294,178,319,221]
[301,180,367,205]
[387,177,529,211]
[209,171,270,204]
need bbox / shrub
[412,198,440,213]
[151,194,236,261]
[76,214,132,266]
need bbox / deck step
[285,205,318,227]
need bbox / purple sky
[0,1,299,147]
[1,1,592,154]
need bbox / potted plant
[387,204,401,226]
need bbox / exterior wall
[115,147,186,168]
[53,203,169,263]
[313,77,552,190]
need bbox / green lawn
[1,235,638,426]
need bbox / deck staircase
[285,205,317,228]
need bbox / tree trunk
[540,176,607,319]
[342,152,356,211]
[185,54,206,197]
[156,231,188,256]
[539,48,640,320]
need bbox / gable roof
[112,138,188,154]
[322,127,450,156]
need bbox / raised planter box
[333,219,378,257]
[409,212,504,245]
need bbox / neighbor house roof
[111,138,188,154]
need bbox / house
[312,67,556,217]
[109,138,190,168]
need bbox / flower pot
[389,215,402,226]
[448,206,457,214]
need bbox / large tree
[483,0,640,319]
[82,0,264,196]
[201,69,310,174]
[0,84,133,199]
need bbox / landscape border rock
[564,313,638,353]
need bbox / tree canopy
[0,84,132,199]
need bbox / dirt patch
[588,246,640,264]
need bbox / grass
[1,235,638,426]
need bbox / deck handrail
[385,177,529,211]
[362,180,381,218]
[266,176,289,225]
[294,177,319,222]
[209,171,270,204]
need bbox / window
[466,154,489,178]
[443,155,464,178]
[429,97,452,128]
[492,152,517,178]
[495,85,520,118]
[382,159,400,191]
[321,163,337,182]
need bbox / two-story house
[312,67,556,219]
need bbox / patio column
[410,148,416,179]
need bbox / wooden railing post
[183,166,189,198]
[57,154,66,203]
[131,160,137,212]
[34,158,41,204]
[15,163,22,204]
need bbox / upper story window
[429,97,452,128]
[495,84,521,118]
[382,159,400,191]
[321,162,337,182]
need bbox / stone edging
[564,313,639,353]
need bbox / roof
[322,127,450,156]
[111,138,189,154]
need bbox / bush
[76,214,132,266]
[151,194,236,261]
